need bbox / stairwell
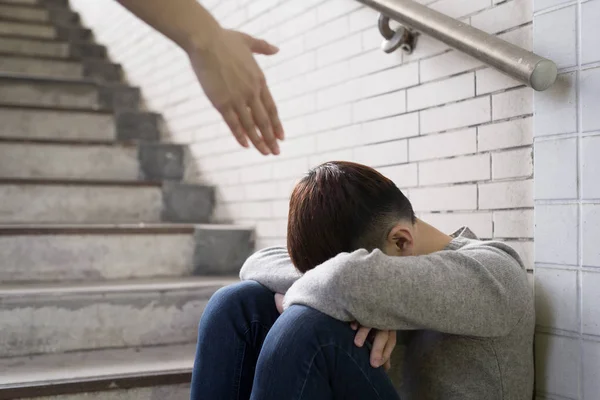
[0,0,255,398]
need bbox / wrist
[180,8,222,55]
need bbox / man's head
[287,161,416,273]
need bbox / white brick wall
[71,0,534,263]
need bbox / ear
[387,224,415,256]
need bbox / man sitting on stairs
[190,161,535,400]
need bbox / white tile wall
[582,205,600,268]
[534,138,578,200]
[534,268,579,332]
[533,5,577,69]
[535,205,578,265]
[535,334,580,399]
[582,135,600,199]
[581,1,600,65]
[581,67,600,133]
[533,72,577,137]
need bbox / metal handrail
[358,0,557,91]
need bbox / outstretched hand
[188,28,284,155]
[351,322,396,370]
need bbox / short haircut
[287,161,415,273]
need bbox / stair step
[0,18,55,39]
[0,107,164,142]
[0,54,82,78]
[0,36,68,57]
[0,223,254,282]
[0,179,214,223]
[0,74,139,111]
[0,3,48,22]
[0,278,233,357]
[0,140,185,181]
[0,343,195,399]
[0,0,38,6]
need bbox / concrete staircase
[0,1,254,398]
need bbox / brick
[534,268,579,332]
[429,0,491,19]
[256,219,287,238]
[409,128,476,161]
[279,93,317,119]
[582,270,600,335]
[471,0,532,34]
[403,35,449,63]
[498,24,532,52]
[305,15,349,49]
[317,80,361,109]
[535,334,580,399]
[348,6,378,32]
[306,104,352,133]
[420,97,491,134]
[309,148,354,168]
[279,9,318,41]
[278,135,316,158]
[494,209,533,238]
[420,212,493,238]
[506,240,533,269]
[581,67,600,133]
[582,205,600,267]
[248,0,279,18]
[316,0,361,23]
[479,179,533,209]
[534,0,571,12]
[245,182,278,201]
[492,148,533,179]
[409,185,478,212]
[238,201,273,219]
[476,68,522,95]
[534,138,578,200]
[361,28,383,51]
[533,5,577,69]
[317,125,360,152]
[272,199,290,218]
[354,140,408,167]
[349,48,402,77]
[359,63,420,99]
[275,178,299,199]
[492,87,533,120]
[218,185,246,203]
[478,118,532,151]
[420,154,490,185]
[268,51,316,83]
[272,157,309,180]
[533,72,577,137]
[535,205,578,265]
[316,33,363,68]
[359,113,419,145]
[582,135,600,199]
[582,1,600,65]
[407,73,475,112]
[304,60,351,93]
[352,90,406,123]
[377,163,418,189]
[420,51,483,83]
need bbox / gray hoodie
[239,227,535,400]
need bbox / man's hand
[351,322,396,370]
[188,28,284,156]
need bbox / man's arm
[239,246,302,294]
[117,0,284,155]
[283,241,531,337]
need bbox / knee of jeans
[268,305,350,347]
[203,281,273,321]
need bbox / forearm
[239,247,302,294]
[117,0,221,52]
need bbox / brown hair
[287,161,415,273]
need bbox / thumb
[241,32,279,55]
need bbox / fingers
[249,95,280,155]
[354,326,372,347]
[221,107,248,148]
[274,293,284,314]
[261,87,284,141]
[370,330,389,368]
[382,330,397,368]
[350,321,359,331]
[384,359,392,372]
[234,102,270,155]
[240,32,279,55]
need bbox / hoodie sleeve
[283,240,531,337]
[239,246,302,294]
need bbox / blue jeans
[190,281,400,400]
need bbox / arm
[239,247,302,294]
[283,240,531,337]
[116,0,284,155]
